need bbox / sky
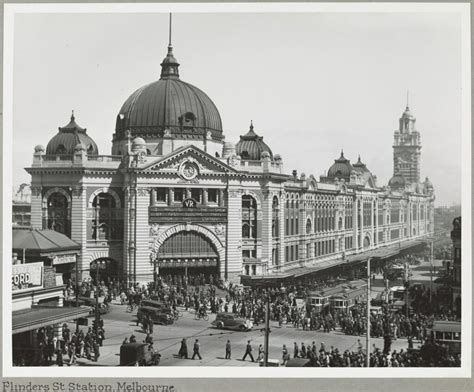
[11,10,464,206]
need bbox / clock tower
[392,104,421,186]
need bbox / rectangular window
[156,188,167,202]
[191,188,201,202]
[251,265,256,275]
[174,188,184,202]
[295,245,299,260]
[285,218,289,235]
[207,189,218,203]
[295,218,299,234]
[285,246,289,263]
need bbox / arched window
[272,196,279,238]
[87,144,94,154]
[242,223,250,238]
[242,195,257,239]
[338,217,343,230]
[55,144,67,154]
[47,193,69,236]
[91,193,119,241]
[306,218,312,234]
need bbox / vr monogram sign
[183,198,197,208]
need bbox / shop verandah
[241,239,429,287]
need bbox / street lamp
[90,259,107,331]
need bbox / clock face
[180,161,199,180]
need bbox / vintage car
[211,312,253,331]
[141,299,171,313]
[285,358,312,367]
[137,306,174,325]
[119,343,161,366]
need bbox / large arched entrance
[89,257,118,285]
[152,224,225,282]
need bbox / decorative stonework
[149,223,160,237]
[30,186,42,197]
[214,223,226,236]
[137,187,150,197]
[72,185,84,197]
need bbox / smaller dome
[235,122,273,161]
[352,156,371,174]
[132,137,146,146]
[34,145,45,153]
[424,177,433,188]
[261,151,271,159]
[327,150,354,180]
[389,172,406,189]
[46,112,99,155]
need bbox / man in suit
[242,340,255,362]
[225,340,231,359]
[192,339,202,360]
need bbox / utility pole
[366,257,371,367]
[263,299,270,367]
[429,239,434,303]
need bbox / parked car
[211,312,253,331]
[119,343,161,366]
[137,306,174,325]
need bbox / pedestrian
[293,342,299,358]
[192,339,202,360]
[56,349,64,367]
[130,334,137,343]
[225,340,231,359]
[179,338,188,359]
[301,342,306,358]
[242,340,255,362]
[256,344,264,362]
[282,344,290,366]
[93,341,100,362]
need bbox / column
[261,189,273,273]
[71,185,87,281]
[359,198,364,250]
[202,189,208,205]
[226,186,242,282]
[30,185,43,229]
[185,188,191,199]
[168,188,174,206]
[278,193,285,268]
[135,187,153,284]
[219,189,225,207]
[150,189,157,207]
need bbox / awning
[12,228,80,259]
[12,306,92,335]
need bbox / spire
[169,13,172,47]
[406,89,409,109]
[340,149,344,158]
[160,13,180,79]
[250,120,254,131]
[71,110,75,122]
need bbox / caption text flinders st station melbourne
[24,35,435,286]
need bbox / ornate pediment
[141,145,238,179]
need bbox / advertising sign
[52,254,77,265]
[12,262,43,291]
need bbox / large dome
[114,45,223,143]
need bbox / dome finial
[160,13,180,79]
[340,149,344,158]
[71,110,75,121]
[250,120,254,131]
[406,89,409,109]
[358,155,361,162]
[169,13,172,47]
